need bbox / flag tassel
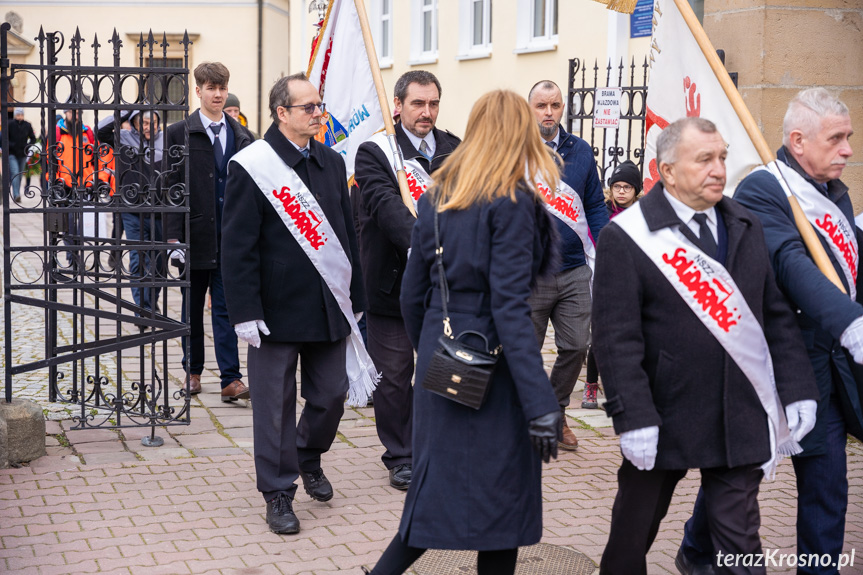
[606,0,638,14]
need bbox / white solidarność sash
[535,178,596,273]
[231,140,380,407]
[758,161,858,301]
[613,203,800,478]
[367,131,433,212]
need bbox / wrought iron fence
[566,57,649,186]
[566,54,737,187]
[1,24,192,443]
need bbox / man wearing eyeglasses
[165,62,255,402]
[353,70,461,491]
[221,73,367,535]
[527,80,610,449]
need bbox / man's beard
[540,123,557,139]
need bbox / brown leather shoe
[221,379,250,403]
[559,420,579,451]
[183,373,202,395]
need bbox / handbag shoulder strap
[433,206,453,338]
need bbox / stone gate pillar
[704,0,863,204]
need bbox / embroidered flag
[642,0,761,195]
[307,0,385,181]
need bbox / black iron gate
[566,57,649,186]
[1,24,192,442]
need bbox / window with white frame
[369,0,393,68]
[409,0,438,64]
[515,0,558,54]
[458,0,492,60]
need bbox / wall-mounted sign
[593,87,622,129]
[631,0,654,38]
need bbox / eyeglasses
[282,102,326,115]
[612,183,635,193]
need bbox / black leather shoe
[389,463,412,490]
[266,493,300,534]
[675,548,716,575]
[300,468,334,502]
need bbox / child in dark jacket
[583,160,644,408]
[603,160,642,219]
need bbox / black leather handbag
[421,207,500,410]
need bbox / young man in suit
[165,62,254,402]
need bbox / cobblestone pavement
[2,210,863,574]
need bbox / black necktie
[210,123,224,166]
[692,213,717,259]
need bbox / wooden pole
[353,0,417,217]
[672,0,846,293]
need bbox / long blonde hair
[431,90,560,211]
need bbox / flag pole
[671,0,846,293]
[353,0,417,217]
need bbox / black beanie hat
[608,160,642,193]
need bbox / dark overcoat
[592,185,818,470]
[220,123,365,343]
[734,148,863,453]
[355,122,460,316]
[164,109,254,269]
[398,189,560,550]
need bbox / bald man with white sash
[592,118,818,575]
[221,73,372,535]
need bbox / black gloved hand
[528,410,561,463]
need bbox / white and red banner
[535,178,596,273]
[643,0,761,195]
[614,201,801,478]
[231,140,380,407]
[307,0,385,181]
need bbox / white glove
[619,425,659,471]
[785,399,817,443]
[234,319,271,348]
[169,248,185,264]
[840,315,863,364]
[354,312,363,322]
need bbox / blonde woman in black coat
[364,90,562,575]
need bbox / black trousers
[600,459,764,575]
[370,534,518,575]
[367,312,413,469]
[248,339,348,502]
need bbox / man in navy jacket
[527,80,609,450]
[677,89,862,575]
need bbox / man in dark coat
[7,108,36,201]
[221,73,366,534]
[527,80,609,449]
[678,89,862,575]
[354,70,460,491]
[593,117,819,575]
[164,62,254,402]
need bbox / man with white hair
[677,88,861,575]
